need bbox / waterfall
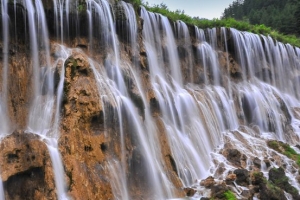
[1,0,71,199]
[141,7,223,187]
[1,0,300,199]
[0,0,10,198]
[1,0,10,137]
[176,21,193,83]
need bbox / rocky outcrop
[234,168,250,186]
[269,167,300,199]
[194,137,300,200]
[253,171,287,200]
[59,52,114,199]
[56,49,185,199]
[0,130,56,200]
[222,148,247,168]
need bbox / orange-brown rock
[225,173,237,184]
[0,130,56,200]
[59,51,114,199]
[62,51,104,132]
[200,176,216,188]
[5,48,33,130]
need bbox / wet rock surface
[200,176,216,188]
[59,51,184,199]
[0,130,56,200]
[234,169,249,186]
[194,137,300,200]
[269,167,300,199]
[59,51,114,200]
[223,148,243,167]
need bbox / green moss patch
[267,140,300,167]
[224,190,237,200]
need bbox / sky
[144,0,234,19]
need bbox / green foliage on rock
[224,190,236,200]
[125,0,143,9]
[267,140,300,167]
[269,167,300,199]
[267,140,280,151]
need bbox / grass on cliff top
[134,1,300,47]
[267,140,300,167]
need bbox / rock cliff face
[0,0,300,200]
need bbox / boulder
[225,173,236,184]
[253,157,261,168]
[183,187,196,197]
[224,149,242,167]
[210,183,229,199]
[0,130,56,200]
[234,169,249,186]
[269,167,300,199]
[259,182,286,200]
[200,176,215,188]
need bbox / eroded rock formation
[0,130,56,200]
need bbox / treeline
[122,0,300,47]
[222,0,300,36]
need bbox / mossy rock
[210,183,237,200]
[269,167,300,199]
[267,140,300,167]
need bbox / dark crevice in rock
[4,167,47,200]
[168,154,178,175]
[91,111,105,134]
[100,143,108,152]
[84,145,93,152]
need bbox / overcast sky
[144,0,234,19]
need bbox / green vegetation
[266,180,284,196]
[126,0,300,47]
[127,0,143,10]
[224,190,237,200]
[269,167,300,199]
[208,189,236,200]
[267,140,300,167]
[267,140,280,152]
[222,0,300,36]
[77,0,87,13]
[222,0,300,46]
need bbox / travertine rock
[0,130,56,200]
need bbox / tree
[222,0,299,35]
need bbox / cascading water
[23,0,70,198]
[0,0,11,198]
[1,0,10,136]
[176,20,193,83]
[1,0,71,199]
[87,1,176,199]
[141,7,227,187]
[1,0,300,199]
